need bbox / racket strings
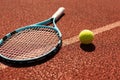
[23,28,58,58]
[0,28,57,58]
[0,28,59,60]
[19,29,58,58]
[1,29,39,57]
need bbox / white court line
[62,21,120,46]
[0,21,120,70]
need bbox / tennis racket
[0,7,65,64]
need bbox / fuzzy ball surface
[79,29,94,44]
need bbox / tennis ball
[79,29,94,44]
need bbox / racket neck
[31,18,62,37]
[52,18,62,37]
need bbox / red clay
[0,0,120,80]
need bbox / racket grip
[51,7,65,20]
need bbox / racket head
[0,18,62,64]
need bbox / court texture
[0,0,120,80]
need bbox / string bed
[0,28,59,60]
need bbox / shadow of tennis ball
[80,43,95,52]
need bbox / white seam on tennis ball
[0,21,120,70]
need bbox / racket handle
[52,7,65,20]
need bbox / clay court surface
[0,0,120,80]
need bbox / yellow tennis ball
[79,29,94,44]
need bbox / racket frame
[0,18,62,64]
